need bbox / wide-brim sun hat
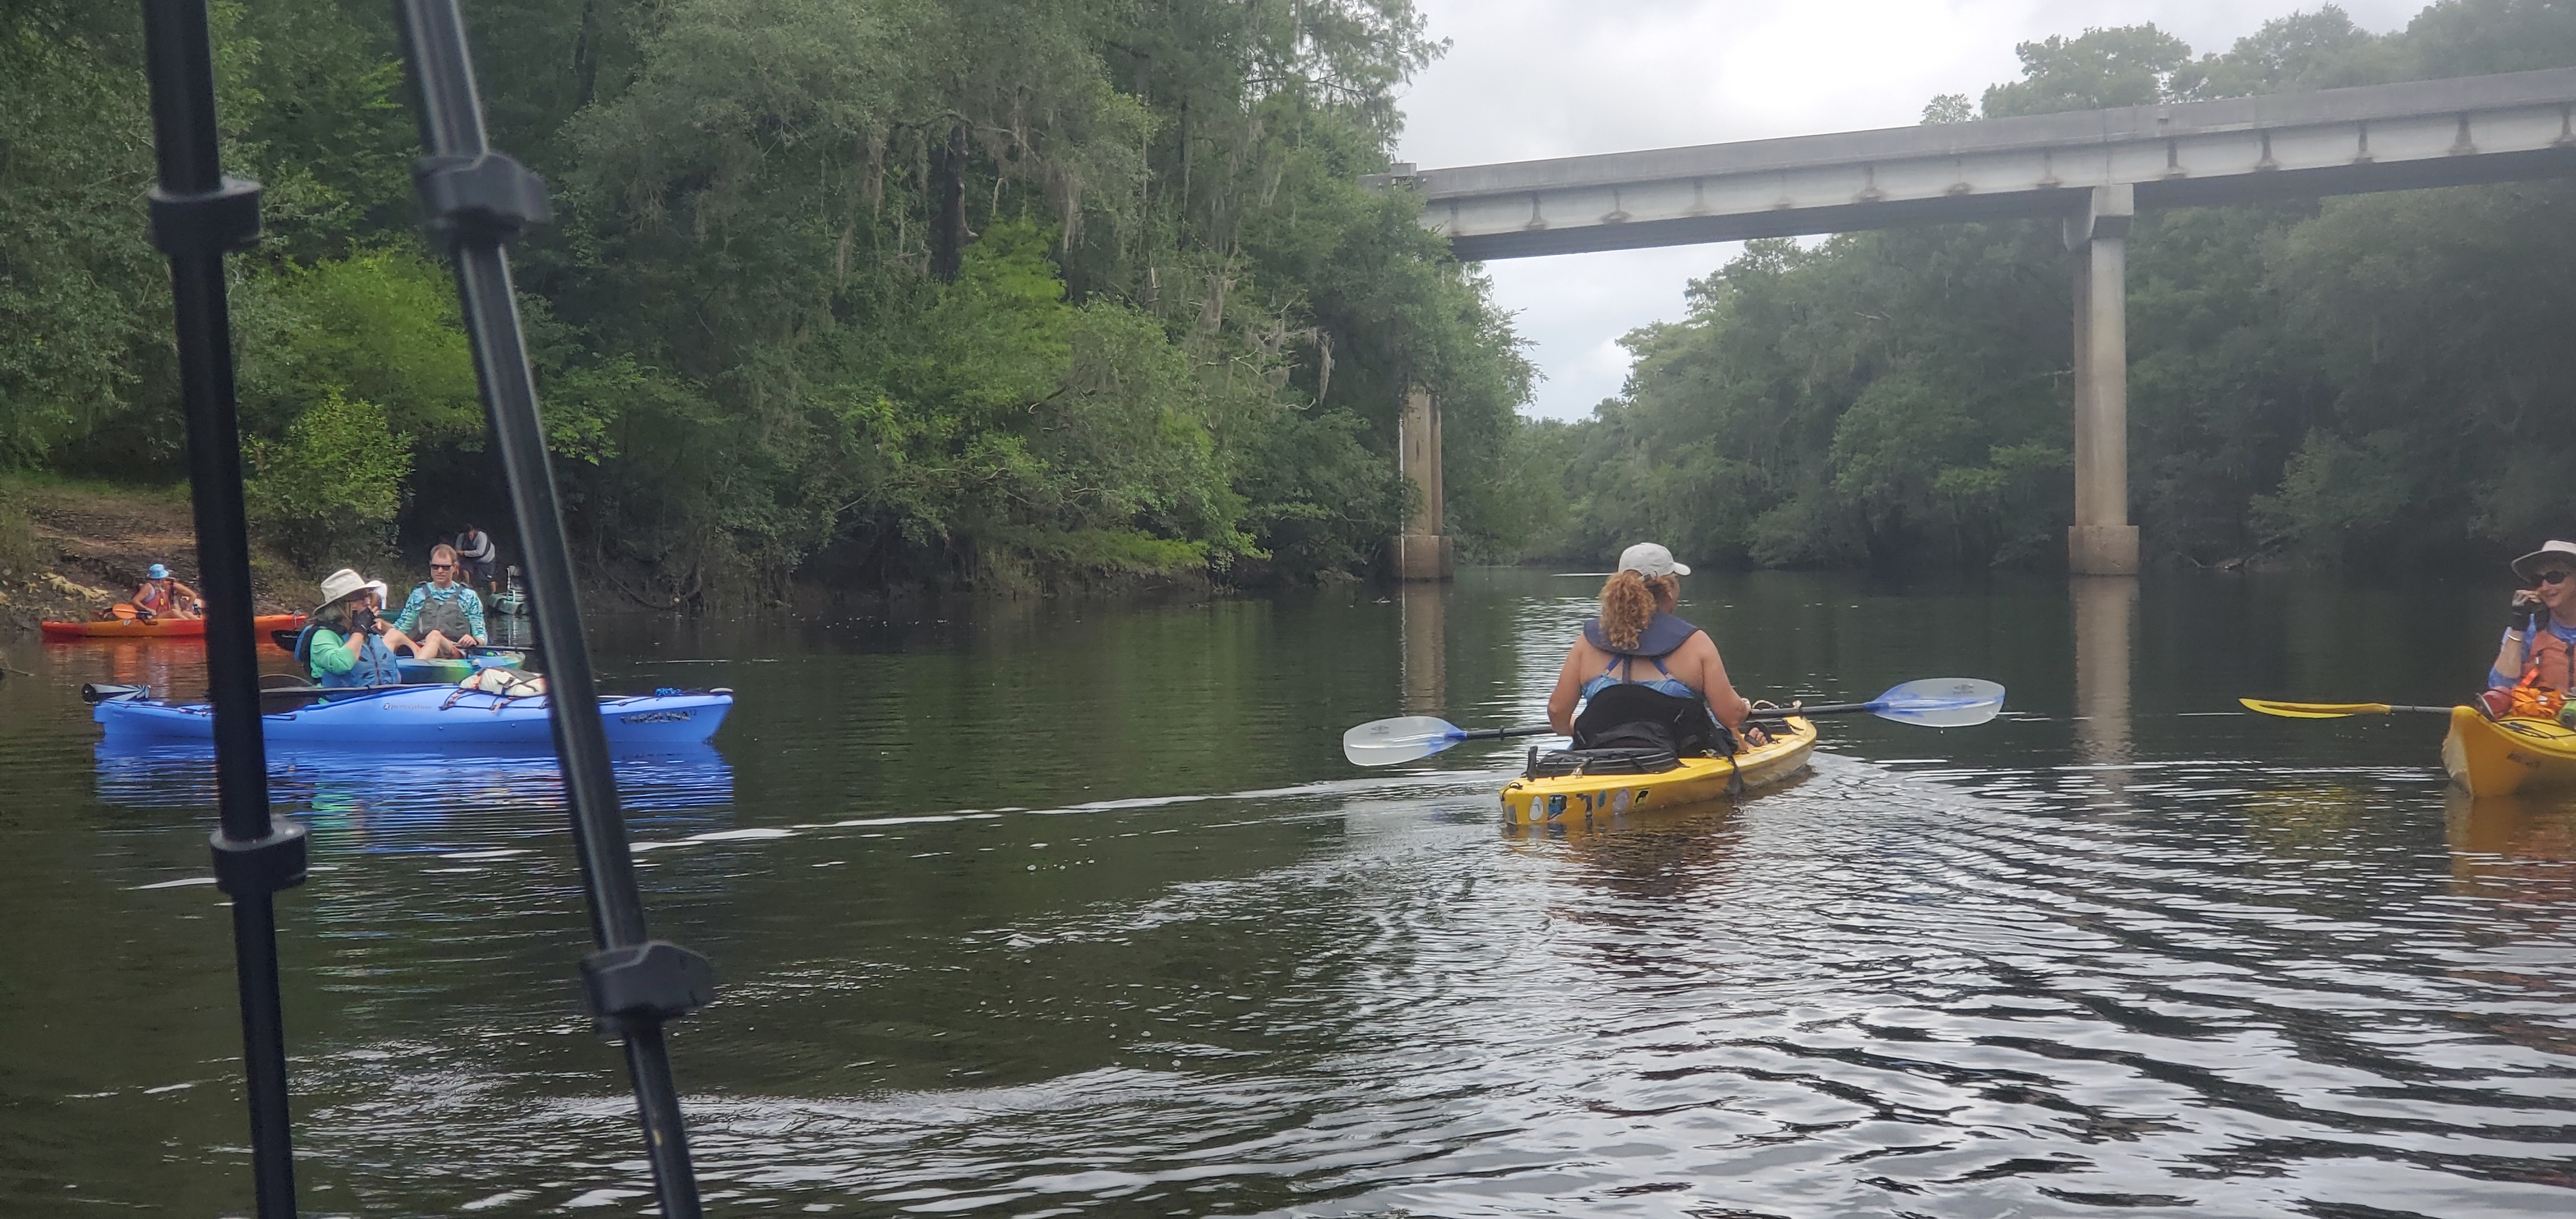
[2511,540,2576,583]
[146,563,169,579]
[1616,542,1690,579]
[312,567,388,616]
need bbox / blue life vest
[296,624,403,689]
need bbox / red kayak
[42,611,306,641]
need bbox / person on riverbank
[127,564,202,620]
[394,544,486,659]
[454,524,497,592]
[2484,540,2576,719]
[1544,542,1767,754]
[296,568,417,689]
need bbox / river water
[1,568,2570,1217]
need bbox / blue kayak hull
[95,686,731,749]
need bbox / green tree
[245,388,414,565]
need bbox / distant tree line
[1526,1,2576,572]
[1,0,1534,598]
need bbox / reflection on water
[3,569,2572,1216]
[2071,575,2135,779]
[2450,789,2576,905]
[1400,581,1446,716]
[95,741,736,845]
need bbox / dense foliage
[1535,1,2576,572]
[0,0,1531,596]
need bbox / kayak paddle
[1761,678,2007,728]
[1342,717,1558,766]
[2238,698,2454,719]
[1342,677,2007,766]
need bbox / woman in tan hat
[2484,540,2576,717]
[293,568,425,689]
[1543,542,1766,754]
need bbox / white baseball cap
[2512,540,2576,583]
[1616,542,1690,578]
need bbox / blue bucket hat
[146,563,169,579]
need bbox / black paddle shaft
[137,4,309,1215]
[1460,725,1560,741]
[390,6,710,1215]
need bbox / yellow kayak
[1499,716,1817,827]
[2442,705,2576,797]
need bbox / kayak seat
[1525,746,1683,780]
[1574,684,1729,756]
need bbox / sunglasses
[2540,570,2572,586]
[429,563,456,571]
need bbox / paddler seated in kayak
[295,568,427,689]
[2483,539,2576,720]
[392,543,487,659]
[1544,542,1768,754]
[127,563,203,620]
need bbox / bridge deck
[1372,68,2576,259]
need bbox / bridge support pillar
[1393,388,1452,581]
[2065,185,2139,576]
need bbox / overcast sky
[1392,0,2428,419]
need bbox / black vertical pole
[137,3,310,1217]
[388,4,712,1215]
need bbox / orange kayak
[41,613,305,641]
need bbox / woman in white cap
[2485,539,2576,717]
[294,568,424,689]
[1543,542,1765,753]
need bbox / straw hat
[313,567,388,615]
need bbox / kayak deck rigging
[1501,716,1819,827]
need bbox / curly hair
[1598,569,1680,650]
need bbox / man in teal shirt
[394,543,487,659]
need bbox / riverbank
[0,475,314,634]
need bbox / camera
[350,606,382,634]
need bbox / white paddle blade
[1343,716,1466,766]
[1874,678,2005,727]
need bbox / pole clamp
[208,816,309,896]
[413,153,553,247]
[148,178,263,259]
[581,940,716,1025]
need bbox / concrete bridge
[1378,66,2576,577]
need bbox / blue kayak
[95,685,731,749]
